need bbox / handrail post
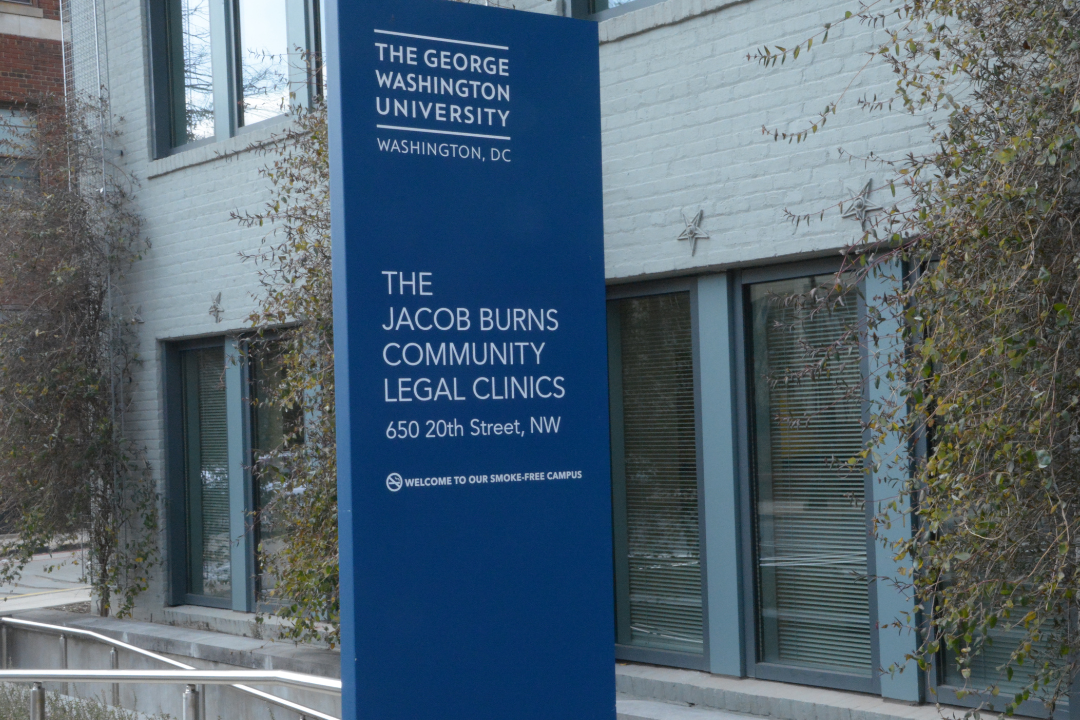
[58,634,68,696]
[110,647,119,706]
[30,681,45,720]
[183,684,200,720]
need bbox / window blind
[615,292,702,654]
[749,276,871,675]
[944,625,1069,710]
[183,346,231,599]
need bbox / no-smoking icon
[385,473,403,492]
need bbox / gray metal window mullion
[226,337,255,612]
[210,0,237,139]
[606,305,631,646]
[696,273,744,677]
[286,0,315,108]
[866,257,920,702]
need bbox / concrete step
[618,694,761,720]
[615,664,967,720]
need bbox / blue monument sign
[325,0,612,717]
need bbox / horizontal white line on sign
[377,124,512,141]
[373,28,509,51]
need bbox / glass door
[609,291,704,663]
[181,345,232,605]
[747,274,872,680]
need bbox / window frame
[165,336,261,612]
[0,105,39,189]
[606,277,711,672]
[146,0,322,158]
[166,337,234,609]
[245,334,302,612]
[733,257,882,695]
[929,626,1071,720]
[569,0,670,22]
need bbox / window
[180,345,232,604]
[0,108,38,188]
[937,615,1069,717]
[234,0,290,127]
[570,0,669,22]
[164,0,215,146]
[249,344,301,602]
[150,0,321,156]
[167,337,301,610]
[744,272,874,686]
[608,290,704,664]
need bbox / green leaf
[1036,450,1052,469]
[995,147,1017,164]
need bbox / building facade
[45,0,1037,714]
[0,0,62,186]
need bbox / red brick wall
[0,33,64,105]
[38,0,61,22]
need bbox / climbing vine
[0,94,156,617]
[756,0,1080,713]
[236,99,339,646]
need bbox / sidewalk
[0,549,91,614]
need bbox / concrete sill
[616,664,969,720]
[0,1,44,19]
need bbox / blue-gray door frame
[696,274,744,677]
[607,278,710,672]
[733,257,897,696]
[163,336,257,613]
[865,258,921,702]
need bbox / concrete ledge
[619,694,759,719]
[0,1,44,19]
[0,11,60,41]
[146,115,290,180]
[160,604,331,647]
[616,665,969,720]
[15,609,339,678]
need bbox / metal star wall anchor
[209,292,223,323]
[841,180,884,231]
[677,209,710,256]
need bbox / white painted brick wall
[94,0,932,617]
[98,0,293,614]
[597,0,930,280]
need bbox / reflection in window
[609,292,703,655]
[181,346,231,600]
[235,0,290,127]
[166,0,214,146]
[749,275,870,675]
[0,108,38,188]
[943,624,1069,712]
[250,345,302,602]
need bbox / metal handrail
[0,669,341,692]
[0,616,341,720]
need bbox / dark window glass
[249,345,301,601]
[234,0,290,127]
[166,0,214,146]
[181,346,231,600]
[610,292,703,655]
[748,275,870,675]
[0,108,38,188]
[943,623,1069,710]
